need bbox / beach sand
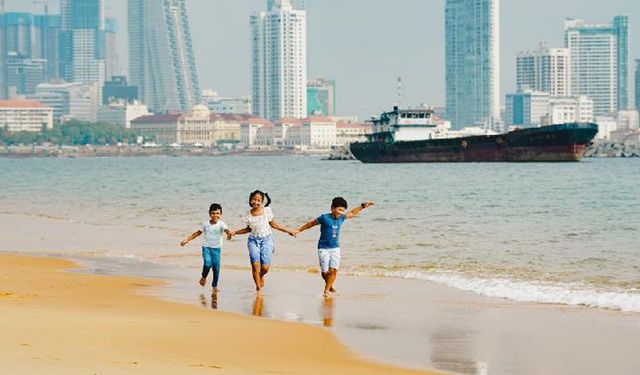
[2,212,640,374]
[0,254,437,375]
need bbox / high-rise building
[307,78,336,116]
[268,0,305,11]
[251,0,307,121]
[564,16,629,115]
[0,10,7,99]
[517,44,570,97]
[128,0,200,113]
[445,0,500,130]
[6,55,46,95]
[34,15,62,81]
[635,59,640,110]
[29,81,99,122]
[3,12,33,58]
[105,17,120,80]
[102,76,138,105]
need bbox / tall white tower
[251,0,307,121]
[445,0,500,130]
[517,44,570,97]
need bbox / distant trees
[0,121,141,146]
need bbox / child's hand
[180,240,188,247]
[362,201,375,208]
[289,229,299,237]
[227,231,235,240]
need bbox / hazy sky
[6,0,640,119]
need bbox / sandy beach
[0,254,438,375]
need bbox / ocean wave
[352,269,640,313]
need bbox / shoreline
[0,253,437,375]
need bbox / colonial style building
[0,100,54,132]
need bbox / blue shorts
[248,234,274,265]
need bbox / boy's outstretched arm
[296,219,318,234]
[346,201,375,219]
[180,230,202,247]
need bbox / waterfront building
[0,99,53,132]
[505,90,550,128]
[201,90,252,114]
[131,106,249,146]
[128,0,200,113]
[335,121,371,146]
[445,0,500,130]
[241,118,274,147]
[251,0,307,121]
[34,15,62,81]
[564,16,629,115]
[594,116,617,140]
[506,90,593,128]
[102,76,139,105]
[547,96,594,125]
[307,78,336,116]
[97,101,150,128]
[517,44,570,97]
[30,82,99,122]
[283,116,336,149]
[5,55,46,95]
[616,110,639,131]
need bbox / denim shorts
[318,247,341,273]
[248,234,274,265]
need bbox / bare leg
[251,262,262,291]
[260,265,270,288]
[324,268,338,296]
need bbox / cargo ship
[350,107,599,163]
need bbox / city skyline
[2,0,639,120]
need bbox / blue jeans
[202,247,221,287]
[248,235,274,265]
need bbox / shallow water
[1,155,639,312]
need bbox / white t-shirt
[201,220,228,248]
[241,207,274,238]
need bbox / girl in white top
[230,190,296,291]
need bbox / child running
[294,197,374,296]
[180,203,234,293]
[230,190,296,292]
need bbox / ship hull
[350,123,598,163]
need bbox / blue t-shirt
[316,213,347,249]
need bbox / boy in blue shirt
[180,203,234,293]
[295,197,374,296]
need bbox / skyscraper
[445,0,500,130]
[251,0,307,121]
[0,9,7,99]
[105,17,120,80]
[61,0,106,86]
[635,60,640,110]
[517,44,570,97]
[268,0,305,11]
[128,0,200,113]
[34,15,62,81]
[3,12,32,58]
[564,16,629,115]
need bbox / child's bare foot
[212,287,219,294]
[199,277,206,286]
[329,287,336,293]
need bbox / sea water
[1,156,638,312]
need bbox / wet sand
[2,212,640,374]
[0,254,436,375]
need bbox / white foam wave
[353,269,640,313]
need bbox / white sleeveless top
[241,207,274,238]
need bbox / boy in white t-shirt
[180,203,234,292]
